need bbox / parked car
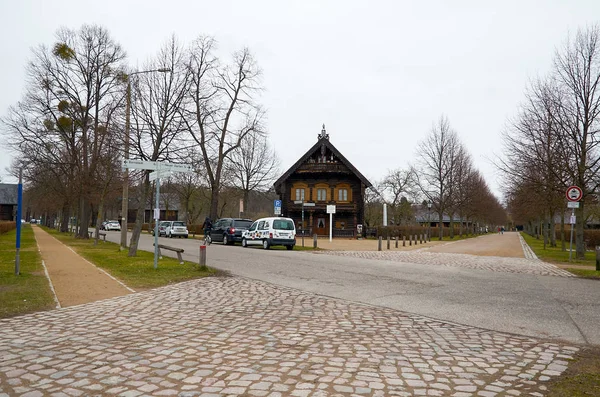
[104,221,121,231]
[210,218,253,245]
[166,221,189,238]
[241,217,296,250]
[151,221,172,237]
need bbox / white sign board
[149,170,172,182]
[327,205,336,214]
[153,208,160,220]
[570,215,576,224]
[274,200,282,215]
[122,159,193,173]
[567,201,580,209]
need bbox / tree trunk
[210,183,220,220]
[128,178,151,257]
[560,211,565,251]
[438,213,443,240]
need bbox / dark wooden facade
[274,126,372,238]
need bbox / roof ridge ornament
[318,123,329,141]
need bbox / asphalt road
[105,230,600,346]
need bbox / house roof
[274,126,372,190]
[0,184,18,205]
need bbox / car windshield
[173,221,185,226]
[273,219,294,230]
[233,220,252,228]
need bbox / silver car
[165,221,189,238]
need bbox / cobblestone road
[314,250,574,278]
[0,278,578,397]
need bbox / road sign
[570,214,576,224]
[122,159,193,173]
[303,202,315,207]
[274,200,282,215]
[149,170,172,182]
[566,186,583,202]
[326,205,336,214]
[567,201,580,209]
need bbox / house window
[338,188,348,201]
[317,188,327,201]
[295,188,305,201]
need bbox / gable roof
[274,133,372,190]
[0,184,18,205]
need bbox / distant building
[274,125,372,238]
[0,184,18,221]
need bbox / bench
[154,244,184,264]
[88,230,107,241]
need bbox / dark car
[210,218,253,245]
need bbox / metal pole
[301,202,305,247]
[15,168,23,275]
[569,208,574,261]
[154,176,160,269]
[120,79,131,250]
[329,212,332,242]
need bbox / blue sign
[274,200,282,215]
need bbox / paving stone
[0,277,576,396]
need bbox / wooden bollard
[387,235,390,250]
[395,236,398,248]
[313,234,318,248]
[403,236,406,247]
[409,235,412,246]
[420,234,423,244]
[378,236,382,251]
[199,245,207,269]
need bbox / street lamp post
[120,68,171,249]
[427,200,432,242]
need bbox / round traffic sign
[566,186,583,202]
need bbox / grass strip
[0,225,56,318]
[45,228,218,290]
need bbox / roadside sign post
[122,160,193,268]
[295,200,315,246]
[274,199,282,216]
[327,205,336,242]
[566,186,583,261]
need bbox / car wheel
[286,245,293,250]
[262,239,270,250]
[242,238,247,247]
[168,232,172,238]
[223,235,229,245]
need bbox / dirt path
[32,226,133,307]
[424,231,525,257]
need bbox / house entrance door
[315,216,327,236]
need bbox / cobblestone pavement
[0,278,578,397]
[314,250,575,278]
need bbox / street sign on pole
[274,199,282,215]
[566,186,583,202]
[567,201,580,209]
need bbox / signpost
[566,185,583,261]
[121,160,192,268]
[294,200,315,246]
[327,205,336,242]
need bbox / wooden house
[274,125,372,238]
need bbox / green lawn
[520,232,600,279]
[45,227,218,289]
[0,225,56,318]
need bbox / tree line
[1,25,278,256]
[499,25,600,259]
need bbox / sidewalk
[31,226,133,307]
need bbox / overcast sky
[1,0,598,199]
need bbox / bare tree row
[500,25,600,258]
[1,25,279,256]
[368,115,506,237]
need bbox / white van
[241,217,296,250]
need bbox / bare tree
[227,131,279,215]
[381,168,415,225]
[550,25,600,258]
[184,37,266,220]
[127,36,191,256]
[1,25,126,236]
[414,115,462,239]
